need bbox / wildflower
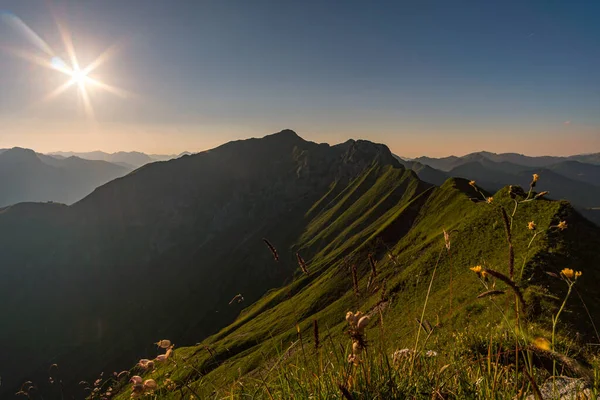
[532,173,539,183]
[532,337,551,351]
[347,353,359,366]
[155,339,171,349]
[469,180,476,187]
[130,376,142,384]
[470,265,488,279]
[470,265,482,274]
[345,311,363,328]
[345,311,354,324]
[443,229,450,250]
[528,221,536,231]
[138,359,154,370]
[426,350,438,357]
[356,316,370,332]
[155,354,167,362]
[164,379,176,391]
[560,268,581,280]
[143,379,157,390]
[131,383,144,394]
[486,196,493,204]
[557,220,568,230]
[165,345,174,359]
[392,348,414,363]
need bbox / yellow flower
[576,271,582,278]
[469,180,476,187]
[470,265,482,274]
[561,268,574,279]
[470,265,488,279]
[528,221,536,230]
[532,173,539,183]
[486,197,493,204]
[532,337,551,351]
[557,221,568,230]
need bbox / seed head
[443,229,451,250]
[143,379,157,390]
[155,339,171,349]
[356,316,370,332]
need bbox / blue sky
[0,0,598,156]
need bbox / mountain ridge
[0,130,409,397]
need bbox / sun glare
[70,67,89,88]
[0,12,131,119]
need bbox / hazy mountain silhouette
[416,151,600,171]
[393,156,449,186]
[0,148,132,207]
[48,150,180,168]
[414,153,600,225]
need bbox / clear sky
[0,0,598,157]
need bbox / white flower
[392,348,414,363]
[426,350,438,357]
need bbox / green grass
[88,175,600,399]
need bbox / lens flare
[1,11,132,119]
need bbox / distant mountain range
[412,151,600,171]
[48,151,189,168]
[0,148,134,207]
[395,151,600,225]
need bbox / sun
[70,67,89,88]
[1,14,131,118]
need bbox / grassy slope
[108,174,600,399]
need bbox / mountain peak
[263,129,303,143]
[0,147,41,164]
[334,139,401,169]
